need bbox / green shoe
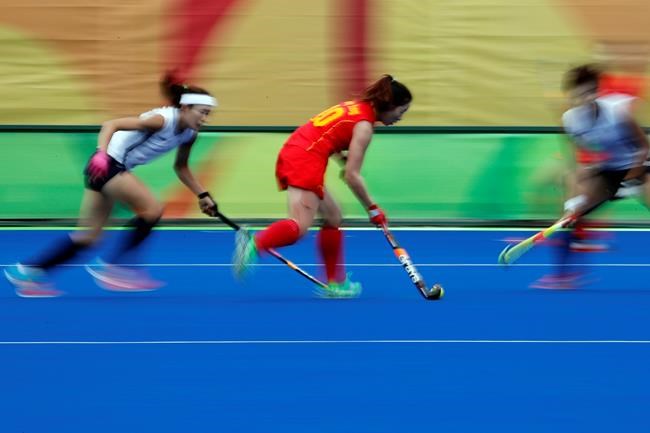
[316,274,362,299]
[233,228,258,278]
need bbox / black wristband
[197,191,211,199]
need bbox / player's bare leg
[315,189,361,298]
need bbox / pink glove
[88,150,110,180]
[368,204,387,226]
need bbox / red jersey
[284,100,376,159]
[599,73,645,98]
[274,100,376,199]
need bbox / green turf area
[2,131,649,222]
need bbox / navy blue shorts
[579,168,631,216]
[83,153,127,192]
[599,168,630,198]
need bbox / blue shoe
[4,264,63,298]
[232,228,258,278]
[85,258,162,292]
[315,273,362,299]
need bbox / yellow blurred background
[0,0,649,126]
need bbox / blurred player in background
[233,75,412,298]
[533,64,649,289]
[4,75,218,297]
[564,54,647,253]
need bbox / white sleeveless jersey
[107,106,197,170]
[562,94,642,170]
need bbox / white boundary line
[3,263,650,268]
[0,339,648,345]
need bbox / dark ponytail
[563,64,602,92]
[160,71,211,107]
[360,74,412,113]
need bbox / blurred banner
[2,131,649,222]
[1,0,649,126]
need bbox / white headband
[180,93,217,107]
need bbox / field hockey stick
[214,210,329,290]
[379,223,444,300]
[498,214,576,265]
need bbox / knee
[130,214,161,233]
[71,231,102,247]
[138,204,164,223]
[322,211,342,229]
[296,220,311,238]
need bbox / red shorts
[275,145,328,199]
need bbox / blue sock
[25,235,85,270]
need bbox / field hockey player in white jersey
[4,74,218,297]
[532,64,649,289]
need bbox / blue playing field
[1,228,649,433]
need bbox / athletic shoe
[569,240,609,252]
[315,274,362,299]
[85,258,162,292]
[4,264,63,298]
[569,228,609,252]
[232,228,258,278]
[530,272,583,290]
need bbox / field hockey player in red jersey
[233,75,412,298]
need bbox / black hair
[360,75,412,113]
[160,71,212,107]
[563,64,602,92]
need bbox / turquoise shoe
[315,273,362,299]
[4,263,63,298]
[232,228,258,278]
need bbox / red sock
[574,220,587,240]
[317,225,344,283]
[255,219,301,251]
[574,220,605,245]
